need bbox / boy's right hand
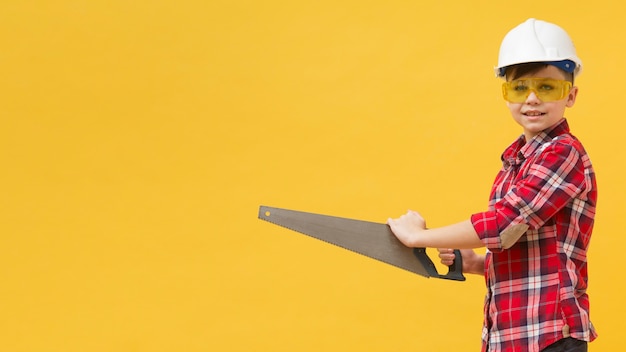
[437,248,485,275]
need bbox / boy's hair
[506,63,575,84]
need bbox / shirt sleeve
[471,140,588,251]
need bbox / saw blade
[258,205,464,280]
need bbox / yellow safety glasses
[502,78,572,103]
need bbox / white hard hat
[495,18,582,78]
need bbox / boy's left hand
[387,210,426,248]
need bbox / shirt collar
[501,119,571,168]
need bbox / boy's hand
[387,210,426,248]
[438,248,485,275]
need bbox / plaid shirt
[471,119,597,352]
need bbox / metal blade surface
[258,205,431,277]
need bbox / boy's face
[505,65,578,141]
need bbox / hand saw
[258,205,465,281]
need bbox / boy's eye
[514,85,528,92]
[539,84,555,91]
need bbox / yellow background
[1,1,624,351]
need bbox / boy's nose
[525,90,542,104]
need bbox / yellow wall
[1,1,624,351]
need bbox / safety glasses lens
[502,78,571,103]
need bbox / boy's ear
[566,86,579,107]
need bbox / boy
[387,19,597,352]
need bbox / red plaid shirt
[471,119,597,352]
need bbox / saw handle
[412,248,465,281]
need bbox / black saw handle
[413,248,465,281]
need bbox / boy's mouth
[523,110,545,117]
